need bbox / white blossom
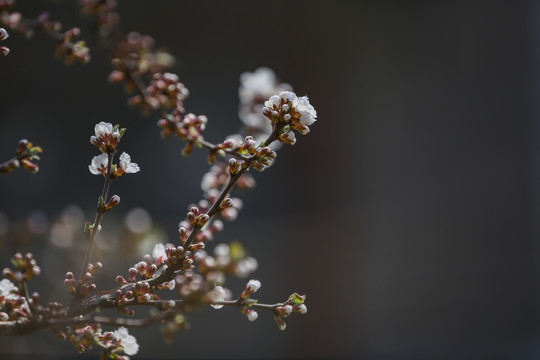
[152,243,166,265]
[246,279,261,293]
[89,153,108,175]
[94,122,113,138]
[0,279,19,301]
[114,327,139,356]
[238,68,292,141]
[296,96,317,126]
[239,67,291,105]
[119,152,140,174]
[201,171,217,192]
[208,285,230,309]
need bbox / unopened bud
[277,305,293,317]
[188,242,205,251]
[129,267,137,282]
[197,214,209,227]
[219,198,234,210]
[274,314,287,331]
[103,195,120,212]
[228,158,238,175]
[294,304,308,314]
[16,139,28,156]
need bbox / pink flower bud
[197,214,209,227]
[219,198,234,210]
[129,267,138,282]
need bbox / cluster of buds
[0,27,8,55]
[273,293,308,331]
[237,279,262,322]
[110,32,175,91]
[55,27,90,64]
[157,110,208,154]
[64,262,101,297]
[129,72,189,111]
[196,242,258,281]
[78,0,119,38]
[250,145,277,172]
[263,91,317,141]
[178,209,223,245]
[0,139,42,174]
[2,252,41,282]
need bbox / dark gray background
[1,0,539,359]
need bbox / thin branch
[78,150,116,284]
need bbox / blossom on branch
[118,152,140,174]
[89,153,108,176]
[263,91,317,138]
[113,327,139,356]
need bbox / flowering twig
[0,0,90,63]
[0,139,42,174]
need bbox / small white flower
[94,122,113,138]
[246,279,261,293]
[0,279,19,301]
[114,326,139,356]
[200,171,217,192]
[152,243,166,265]
[296,96,317,126]
[119,152,140,174]
[208,285,229,309]
[89,153,108,175]
[239,67,292,105]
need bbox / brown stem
[78,150,116,284]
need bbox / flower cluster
[157,111,209,155]
[55,27,90,64]
[238,67,293,143]
[69,324,139,359]
[88,122,139,179]
[0,1,90,63]
[109,32,175,93]
[263,91,317,145]
[0,139,42,174]
[129,72,189,111]
[64,262,102,297]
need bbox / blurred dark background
[1,0,539,359]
